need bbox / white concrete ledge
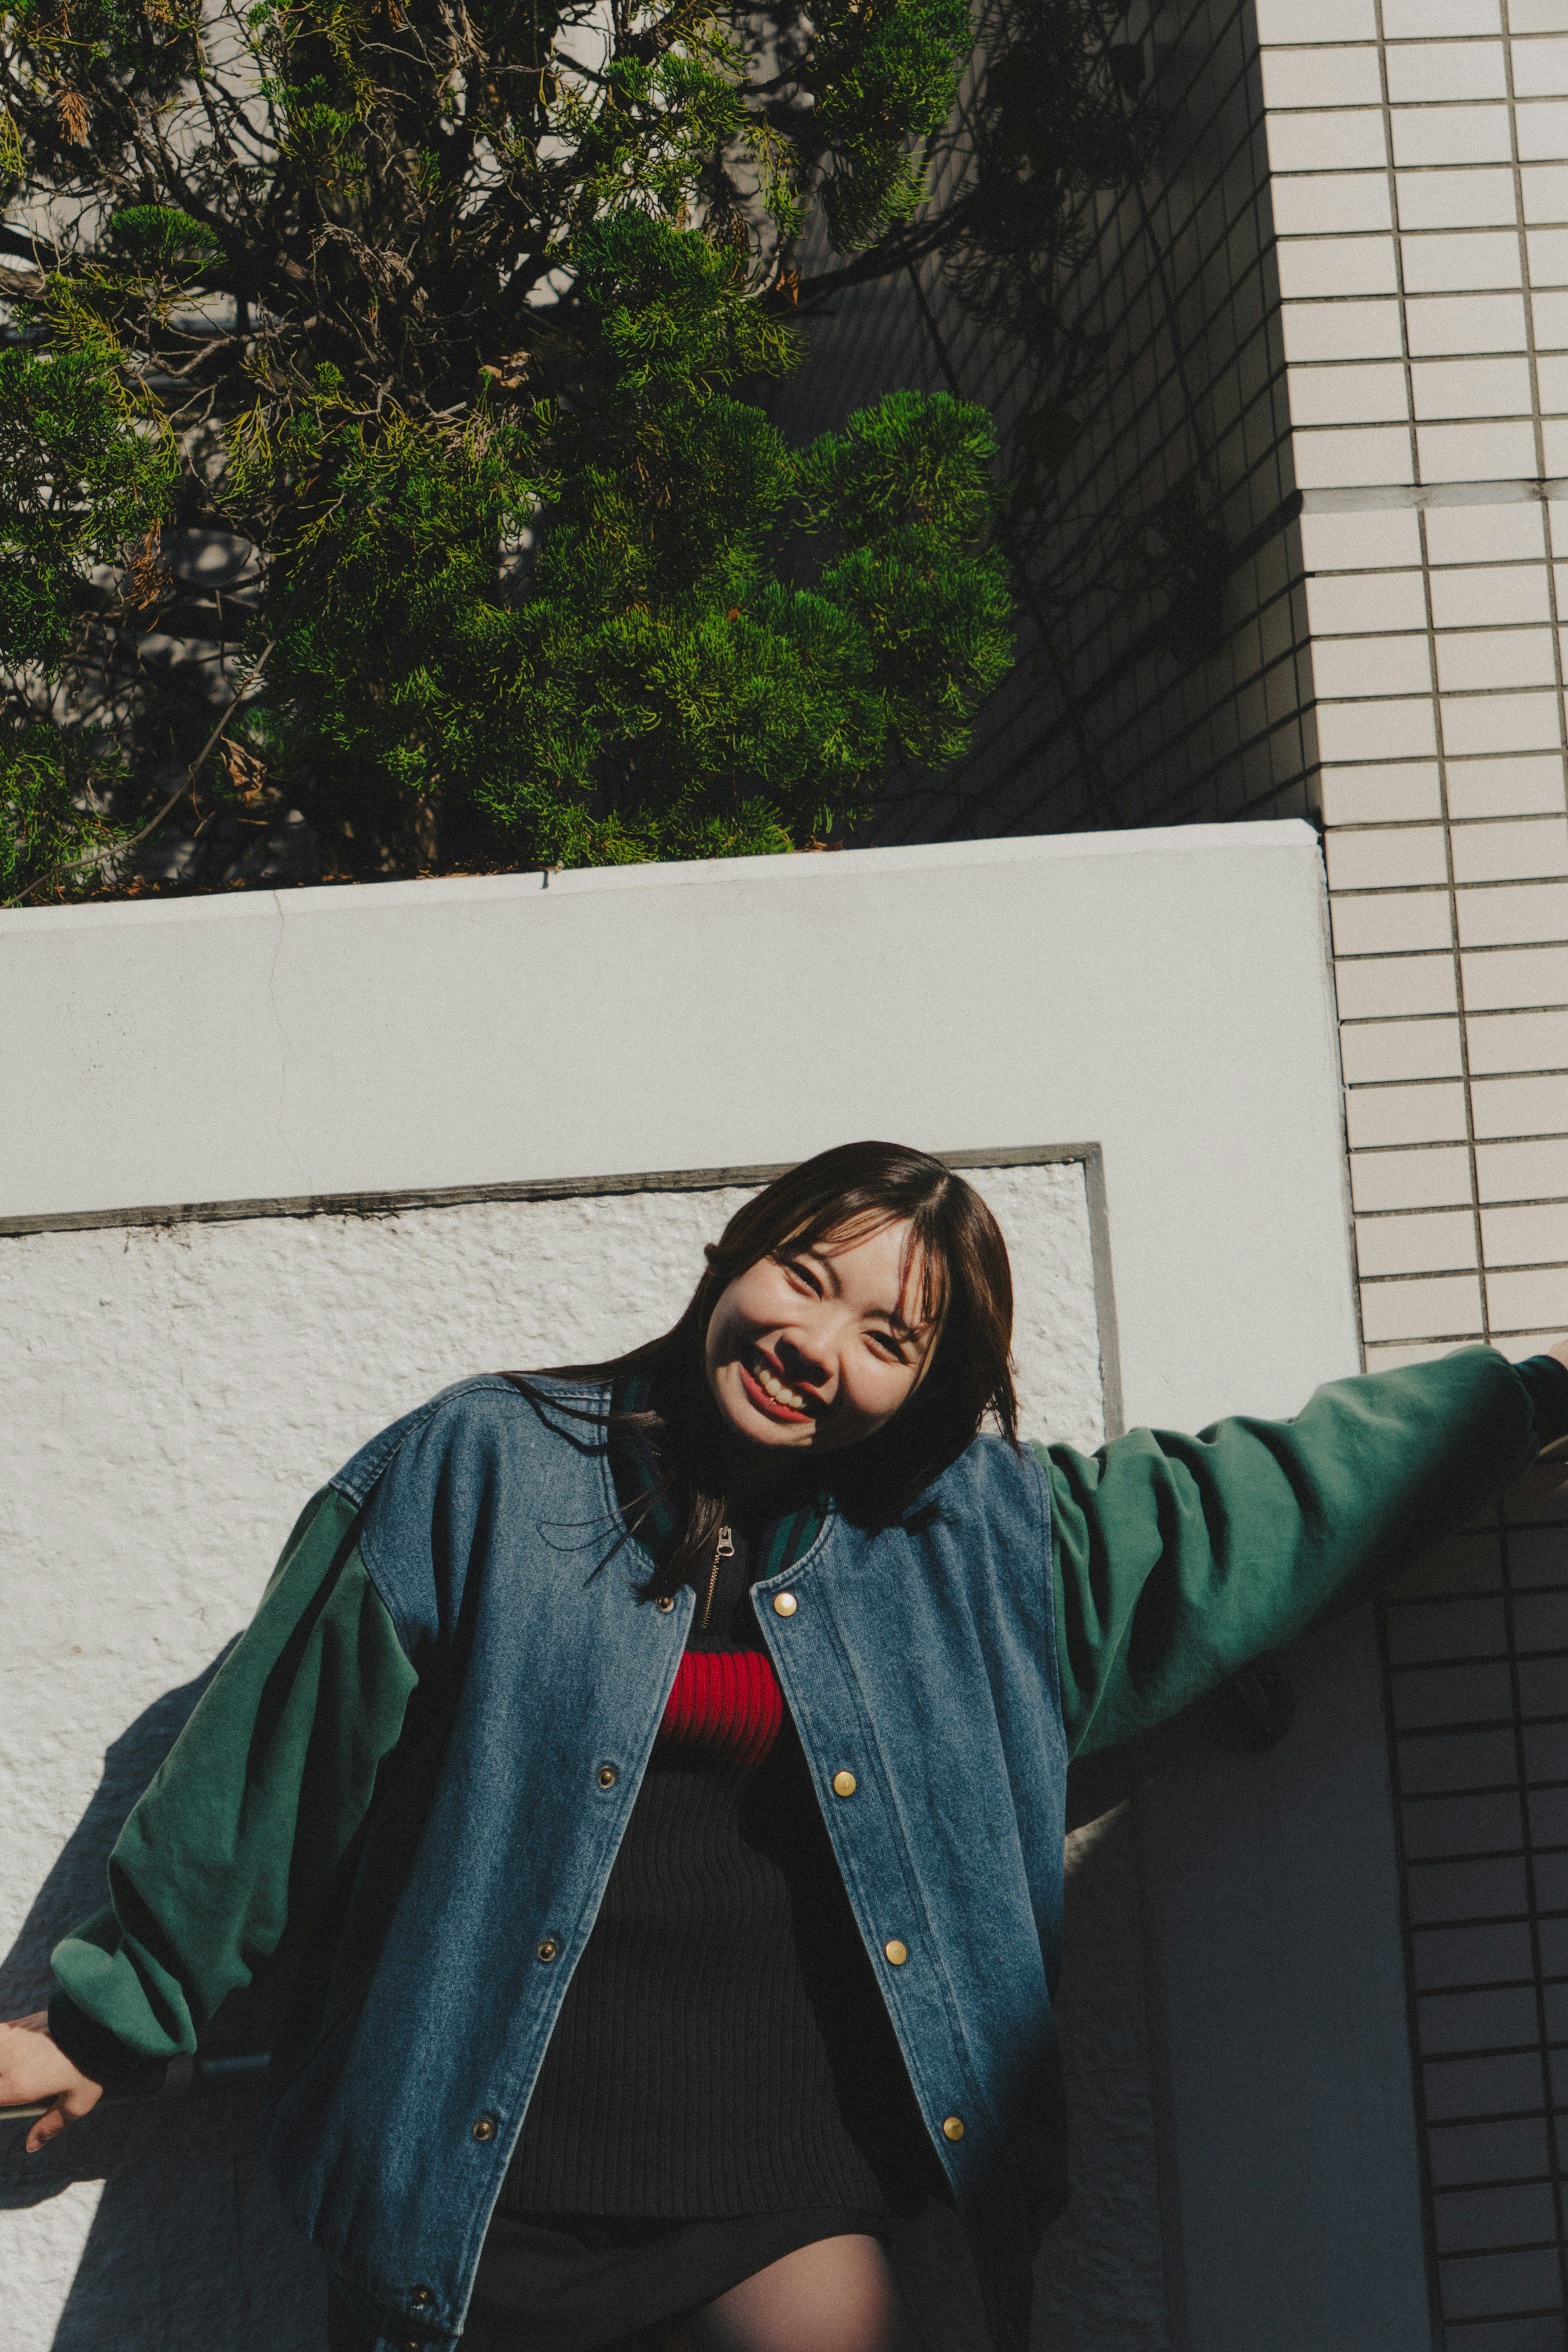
[2,823,1350,1429]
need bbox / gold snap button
[884,1939,908,1966]
[596,1764,618,1788]
[942,2115,964,2142]
[472,2115,497,2141]
[773,1591,798,1617]
[537,1937,560,1963]
[410,2286,432,2306]
[831,1770,857,1798]
[655,1594,675,1612]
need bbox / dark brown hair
[509,1141,1018,1596]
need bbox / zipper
[700,1525,734,1630]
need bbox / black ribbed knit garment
[497,1525,936,2223]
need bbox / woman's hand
[0,2013,103,2152]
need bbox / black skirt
[473,2205,892,2349]
[326,2207,893,2352]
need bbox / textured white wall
[0,1162,1106,2352]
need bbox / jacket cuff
[1515,1354,1568,1449]
[47,1991,166,2093]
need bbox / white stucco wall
[0,1160,1105,2352]
[1,827,1399,2352]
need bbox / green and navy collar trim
[611,1365,827,1585]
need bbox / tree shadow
[0,1656,329,2352]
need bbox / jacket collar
[611,1356,828,1584]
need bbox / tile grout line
[1369,0,1488,1340]
[1368,10,1457,2343]
[1496,0,1568,2321]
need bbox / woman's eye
[781,1259,819,1293]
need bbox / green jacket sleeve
[48,1486,419,2082]
[1045,1345,1543,1760]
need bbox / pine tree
[0,0,1017,894]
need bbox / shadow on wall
[0,1658,330,2352]
[0,1678,1172,2352]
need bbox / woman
[3,1140,1565,2352]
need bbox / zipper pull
[700,1527,734,1630]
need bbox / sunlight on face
[703,1216,942,1457]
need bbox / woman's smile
[739,1351,815,1422]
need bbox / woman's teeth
[754,1360,807,1411]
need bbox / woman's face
[704,1216,942,1458]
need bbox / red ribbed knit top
[657,1647,785,1772]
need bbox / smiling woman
[4,1140,1568,2352]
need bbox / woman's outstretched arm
[0,1486,417,2148]
[1045,1343,1568,1759]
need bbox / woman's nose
[779,1331,831,1388]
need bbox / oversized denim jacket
[52,1349,1554,2351]
[261,1376,1068,2352]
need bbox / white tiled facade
[1264,18,1568,2336]
[1269,1,1568,1390]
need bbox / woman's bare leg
[677,2232,904,2352]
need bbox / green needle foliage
[237,223,1010,865]
[0,317,175,894]
[0,716,127,898]
[0,334,174,672]
[0,0,1023,893]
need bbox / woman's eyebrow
[866,1304,917,1334]
[798,1246,843,1295]
[804,1245,930,1335]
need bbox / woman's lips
[737,1358,815,1425]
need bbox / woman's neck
[646,1335,823,1525]
[719,1440,821,1526]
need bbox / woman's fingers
[0,2012,104,2152]
[26,2098,72,2156]
[24,2081,104,2153]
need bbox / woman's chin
[731,1406,815,1451]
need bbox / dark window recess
[1379,1497,1568,2341]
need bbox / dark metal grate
[1381,1445,1568,2352]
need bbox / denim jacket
[50,1347,1555,2351]
[263,1376,1067,2352]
